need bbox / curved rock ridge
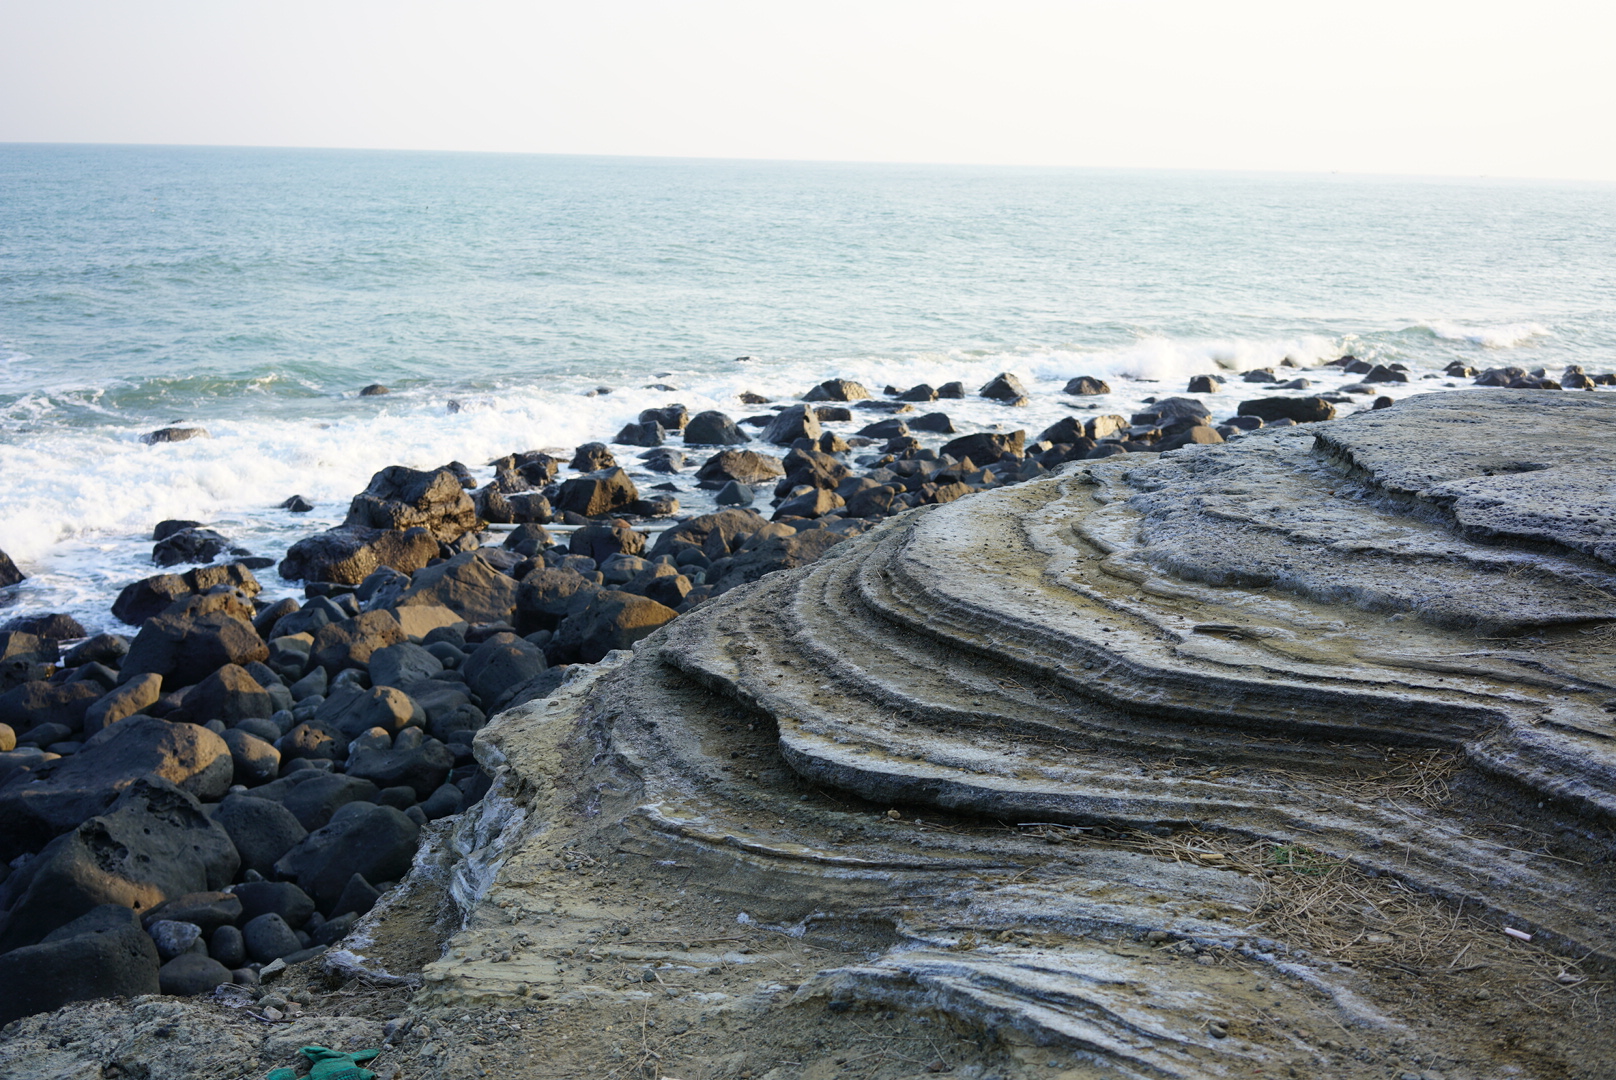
[416,390,1615,1077]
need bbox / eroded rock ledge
[393,391,1615,1078]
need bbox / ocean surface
[3,144,1614,631]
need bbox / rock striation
[409,391,1616,1075]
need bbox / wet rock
[897,384,938,402]
[1363,364,1409,384]
[774,488,845,520]
[554,468,639,518]
[0,777,238,951]
[0,905,159,1025]
[614,420,665,447]
[1187,374,1225,393]
[280,526,442,587]
[714,481,754,507]
[709,529,848,593]
[281,495,315,513]
[0,549,22,589]
[1156,425,1226,451]
[141,427,210,444]
[1062,376,1110,395]
[0,716,232,858]
[343,465,480,543]
[568,522,646,563]
[940,430,1025,465]
[683,410,750,445]
[1133,397,1211,427]
[359,384,390,396]
[151,527,237,568]
[274,802,420,914]
[641,448,685,473]
[1237,397,1338,424]
[803,379,871,402]
[909,411,955,434]
[640,404,688,430]
[570,442,617,471]
[1,613,87,640]
[979,372,1030,405]
[936,381,965,398]
[695,450,786,488]
[760,404,822,446]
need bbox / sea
[3,144,1614,633]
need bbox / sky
[2,0,1614,181]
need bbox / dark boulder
[640,404,689,430]
[1062,377,1110,396]
[276,721,343,764]
[569,442,617,472]
[1363,364,1409,384]
[1,632,59,692]
[315,684,421,740]
[282,495,315,513]
[0,680,101,734]
[140,891,242,934]
[1187,374,1225,394]
[1237,397,1338,424]
[614,421,665,447]
[979,373,1030,404]
[343,465,480,543]
[0,777,239,951]
[0,715,232,859]
[568,522,646,563]
[462,635,546,708]
[1156,425,1226,451]
[695,450,786,488]
[909,412,955,434]
[1,613,87,640]
[279,525,440,586]
[368,642,444,688]
[214,793,307,876]
[308,609,406,674]
[1133,397,1212,426]
[515,569,602,634]
[151,527,236,568]
[0,550,22,589]
[897,384,938,402]
[647,508,766,561]
[118,610,267,692]
[242,912,302,964]
[359,384,390,396]
[392,551,520,626]
[274,802,420,914]
[554,468,639,518]
[141,426,209,444]
[223,728,281,785]
[64,634,131,669]
[232,881,316,931]
[641,448,685,473]
[552,592,678,665]
[803,379,871,402]
[774,488,844,520]
[82,673,162,733]
[683,410,750,445]
[157,953,233,995]
[760,404,821,446]
[0,905,160,1025]
[256,772,382,833]
[345,739,454,800]
[710,530,848,593]
[937,381,966,398]
[168,663,273,725]
[940,431,1026,465]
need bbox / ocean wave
[1417,321,1552,349]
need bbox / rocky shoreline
[0,367,1612,1075]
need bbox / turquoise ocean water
[2,144,1614,629]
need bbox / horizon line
[3,139,1613,188]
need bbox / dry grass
[1117,826,1609,1022]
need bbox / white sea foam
[1419,321,1552,349]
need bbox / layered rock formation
[364,392,1616,1076]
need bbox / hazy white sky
[2,0,1613,180]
